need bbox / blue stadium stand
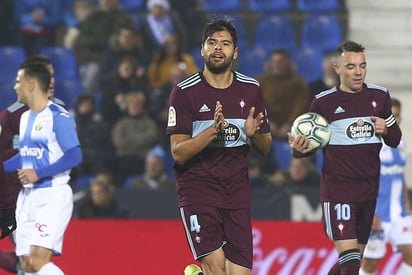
[236,47,269,78]
[0,46,26,85]
[202,0,243,12]
[301,14,343,53]
[293,47,323,83]
[39,46,80,81]
[253,15,296,52]
[296,0,341,12]
[248,0,291,12]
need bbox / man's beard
[205,56,233,74]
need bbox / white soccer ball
[291,112,331,150]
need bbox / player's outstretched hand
[287,132,316,157]
[245,107,263,138]
[0,208,17,239]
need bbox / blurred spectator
[13,0,63,56]
[308,52,339,97]
[99,26,148,92]
[268,157,320,190]
[100,55,147,124]
[150,61,188,124]
[74,94,114,175]
[147,34,198,89]
[111,92,159,181]
[257,49,311,140]
[0,0,14,45]
[256,49,310,171]
[73,0,135,92]
[169,0,205,49]
[62,0,97,49]
[130,145,175,189]
[140,0,188,56]
[75,176,128,218]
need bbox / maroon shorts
[321,199,376,244]
[180,205,252,269]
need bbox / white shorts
[15,185,73,256]
[363,216,412,259]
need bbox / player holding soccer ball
[289,40,402,274]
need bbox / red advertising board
[0,220,401,274]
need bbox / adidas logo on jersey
[199,104,211,113]
[334,106,345,114]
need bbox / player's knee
[19,256,35,273]
[199,255,226,275]
[21,255,49,273]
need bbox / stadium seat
[253,15,296,52]
[248,0,291,12]
[123,175,140,188]
[301,14,343,52]
[293,47,323,83]
[120,0,144,12]
[272,140,292,171]
[0,46,26,85]
[39,46,80,81]
[296,0,341,12]
[236,47,269,78]
[73,174,94,189]
[202,0,242,12]
[54,78,84,110]
[221,14,248,49]
[0,81,17,110]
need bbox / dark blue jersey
[312,84,401,202]
[167,71,270,209]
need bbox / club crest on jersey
[34,121,44,131]
[168,106,176,127]
[239,99,245,114]
[345,119,374,142]
[338,222,345,236]
[213,121,241,146]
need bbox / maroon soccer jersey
[0,102,28,209]
[311,84,401,203]
[166,71,270,209]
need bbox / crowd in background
[0,0,343,218]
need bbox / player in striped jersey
[290,41,402,274]
[4,61,82,274]
[360,98,412,275]
[0,55,66,274]
[167,18,272,275]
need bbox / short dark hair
[201,18,238,48]
[19,63,51,94]
[21,55,52,66]
[336,40,365,55]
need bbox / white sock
[36,262,64,275]
[359,268,374,275]
[397,262,412,275]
